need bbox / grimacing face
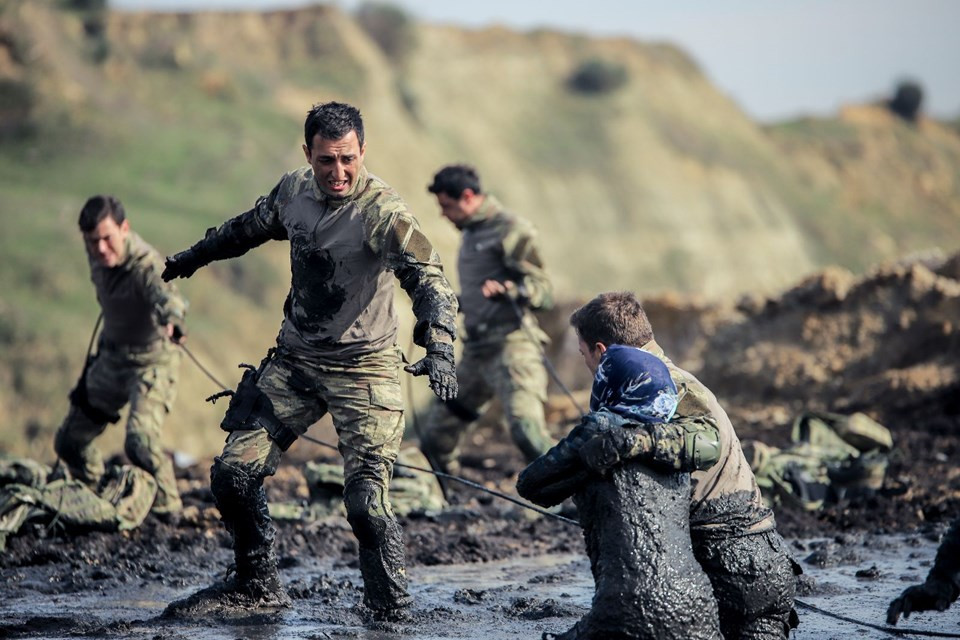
[83,216,129,268]
[303,129,366,197]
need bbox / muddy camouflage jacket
[198,166,457,359]
[90,232,187,347]
[640,340,774,538]
[457,195,552,342]
[931,517,960,600]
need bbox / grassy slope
[1,2,958,459]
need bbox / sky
[109,0,960,122]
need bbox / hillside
[0,0,958,460]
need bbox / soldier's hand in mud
[162,249,202,281]
[481,279,519,300]
[887,578,958,625]
[405,342,458,401]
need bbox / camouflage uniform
[888,516,960,624]
[421,195,554,470]
[174,166,457,611]
[54,232,186,514]
[614,341,799,640]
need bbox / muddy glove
[887,578,959,624]
[405,342,458,402]
[580,428,652,473]
[162,247,206,281]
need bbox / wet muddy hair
[78,195,126,232]
[570,291,654,348]
[427,164,483,199]
[304,101,364,149]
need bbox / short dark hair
[304,101,364,149]
[570,291,654,348]
[427,164,483,199]
[78,195,126,232]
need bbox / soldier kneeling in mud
[519,341,722,639]
[524,292,799,640]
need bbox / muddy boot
[164,458,290,618]
[344,478,412,616]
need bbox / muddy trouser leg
[126,349,182,513]
[419,346,492,474]
[324,348,411,611]
[496,337,552,463]
[211,429,285,597]
[693,529,799,640]
[210,354,323,599]
[54,349,129,484]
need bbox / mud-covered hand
[579,428,628,472]
[162,247,205,281]
[404,342,458,402]
[887,578,958,624]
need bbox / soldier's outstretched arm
[517,420,598,507]
[501,218,553,311]
[137,249,189,341]
[376,209,459,401]
[162,177,289,281]
[888,516,960,624]
[579,415,722,474]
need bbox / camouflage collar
[461,194,503,230]
[640,338,666,360]
[310,165,368,205]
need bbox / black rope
[795,599,960,638]
[178,342,231,391]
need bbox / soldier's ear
[120,219,131,233]
[302,143,311,162]
[595,343,607,357]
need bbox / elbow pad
[683,420,721,471]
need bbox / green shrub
[567,58,628,95]
[0,78,35,137]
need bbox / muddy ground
[3,251,959,637]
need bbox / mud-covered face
[83,216,129,268]
[577,336,606,375]
[303,130,366,197]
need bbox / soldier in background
[162,102,458,616]
[55,194,187,517]
[420,164,554,473]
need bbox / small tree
[887,80,923,123]
[567,58,628,95]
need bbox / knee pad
[443,397,480,423]
[124,431,159,471]
[210,458,259,516]
[68,383,121,425]
[344,480,391,547]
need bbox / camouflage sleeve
[188,173,292,264]
[369,192,458,347]
[501,217,553,311]
[517,420,599,507]
[138,251,188,326]
[617,416,722,472]
[930,517,960,591]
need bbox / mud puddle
[2,535,958,639]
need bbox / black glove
[162,248,205,281]
[170,323,187,344]
[404,342,457,402]
[887,578,958,624]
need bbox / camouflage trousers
[421,329,553,471]
[54,339,182,514]
[211,344,410,610]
